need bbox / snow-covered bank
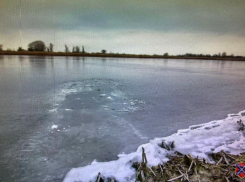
[64,111,245,182]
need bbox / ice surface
[64,110,245,182]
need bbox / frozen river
[1,56,245,182]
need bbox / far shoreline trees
[28,41,46,51]
[65,45,69,53]
[70,45,86,53]
[0,41,244,59]
[72,46,80,53]
[18,47,24,51]
[178,52,235,58]
[47,43,54,52]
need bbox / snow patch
[49,108,57,113]
[107,96,113,100]
[51,125,58,130]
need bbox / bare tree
[18,47,24,51]
[65,45,69,53]
[222,52,227,57]
[72,46,80,53]
[0,44,3,51]
[49,43,54,52]
[76,46,80,53]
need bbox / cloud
[0,0,245,55]
[1,0,245,33]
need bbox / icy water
[1,56,245,182]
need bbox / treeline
[0,40,105,54]
[0,40,244,58]
[177,52,243,58]
[16,40,88,53]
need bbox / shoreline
[64,110,245,182]
[1,51,245,61]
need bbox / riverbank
[131,150,243,182]
[64,110,245,182]
[1,51,245,61]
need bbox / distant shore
[1,51,245,61]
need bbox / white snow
[49,108,57,113]
[106,96,113,100]
[55,81,97,103]
[64,110,245,182]
[51,125,58,130]
[111,90,124,98]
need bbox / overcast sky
[0,0,245,55]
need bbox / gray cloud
[1,0,245,33]
[0,0,245,55]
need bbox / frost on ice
[64,110,245,182]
